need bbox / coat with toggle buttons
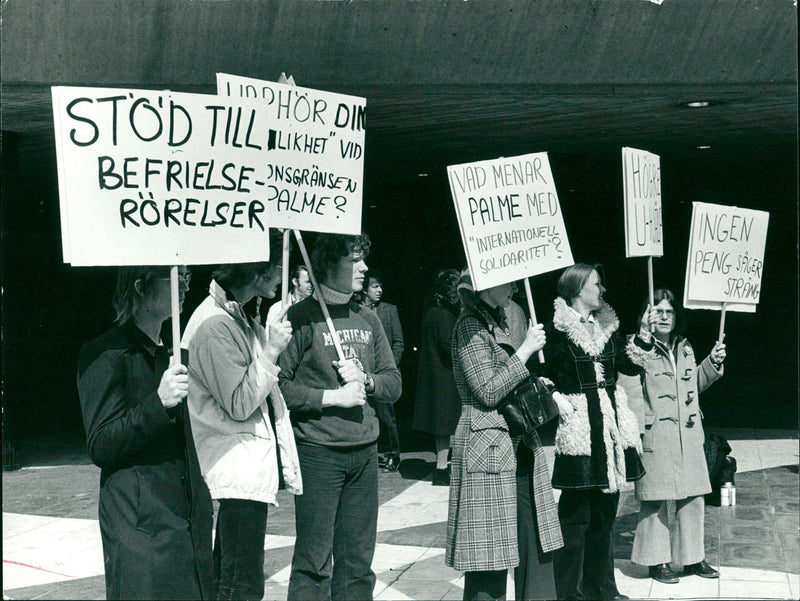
[619,336,723,501]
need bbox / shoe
[432,467,450,486]
[382,454,400,472]
[649,563,679,584]
[377,454,387,468]
[684,560,719,579]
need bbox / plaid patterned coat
[445,307,530,572]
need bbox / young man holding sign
[278,233,401,601]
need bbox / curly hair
[311,233,371,282]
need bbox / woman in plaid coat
[445,270,562,601]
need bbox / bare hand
[266,308,292,360]
[520,322,546,355]
[333,381,366,408]
[710,341,727,366]
[332,359,365,385]
[640,305,659,331]
[158,359,188,409]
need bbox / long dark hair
[112,266,170,324]
[556,262,604,303]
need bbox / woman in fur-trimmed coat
[543,264,657,601]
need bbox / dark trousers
[375,402,400,455]
[553,489,619,600]
[213,498,269,601]
[463,570,507,601]
[287,442,379,601]
[515,470,556,600]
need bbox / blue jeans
[288,442,379,601]
[214,498,269,601]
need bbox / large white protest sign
[683,202,768,310]
[447,152,573,291]
[622,147,663,257]
[217,73,364,235]
[52,85,364,266]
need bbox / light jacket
[620,335,722,501]
[182,281,302,505]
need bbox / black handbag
[499,377,559,437]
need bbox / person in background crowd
[77,266,213,600]
[446,269,558,601]
[182,231,302,601]
[620,288,725,584]
[413,268,461,486]
[266,264,314,327]
[543,263,657,601]
[279,233,401,601]
[361,268,405,472]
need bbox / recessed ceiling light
[685,101,711,108]
[417,173,429,177]
[696,145,711,150]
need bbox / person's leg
[463,570,508,601]
[671,496,706,566]
[288,444,347,601]
[553,490,591,600]
[214,498,269,601]
[331,443,379,601]
[631,500,672,567]
[514,469,556,601]
[375,402,400,469]
[582,490,620,600]
[435,435,450,470]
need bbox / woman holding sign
[446,269,562,601]
[77,266,213,600]
[622,289,725,584]
[543,263,656,601]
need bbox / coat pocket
[642,414,656,452]
[466,428,515,474]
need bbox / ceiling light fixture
[685,101,711,108]
[417,173,429,177]
[696,145,711,150]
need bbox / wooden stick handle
[281,229,291,310]
[170,266,182,366]
[647,256,655,333]
[718,303,727,343]
[523,278,545,364]
[293,230,346,362]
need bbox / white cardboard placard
[447,152,574,291]
[622,147,663,258]
[683,201,768,310]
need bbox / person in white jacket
[182,233,302,601]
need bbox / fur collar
[552,296,619,356]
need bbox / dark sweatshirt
[278,286,402,447]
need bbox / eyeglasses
[655,308,675,318]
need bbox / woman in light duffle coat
[543,263,657,601]
[620,288,726,585]
[445,270,562,601]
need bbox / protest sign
[447,152,574,292]
[217,72,365,235]
[683,202,768,309]
[622,147,663,258]
[52,85,364,266]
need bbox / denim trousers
[213,498,269,601]
[287,442,379,601]
[374,402,400,455]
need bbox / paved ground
[3,427,799,600]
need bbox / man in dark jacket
[361,268,404,471]
[279,233,402,601]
